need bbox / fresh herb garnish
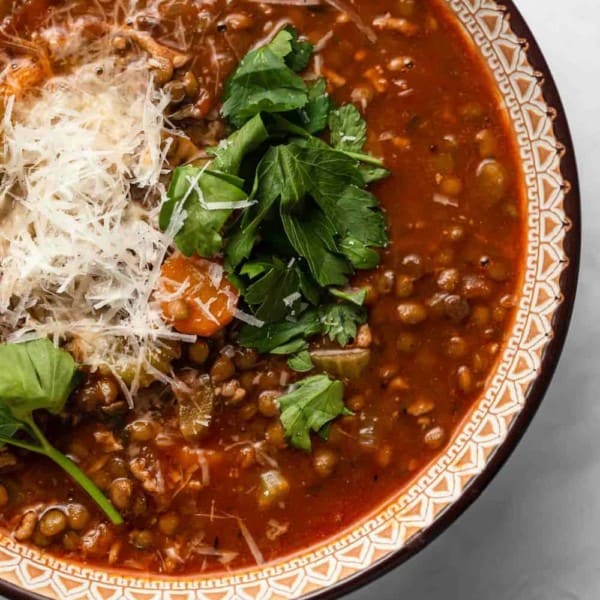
[160,27,389,400]
[286,350,314,373]
[330,287,368,306]
[238,302,367,356]
[208,113,269,176]
[328,104,367,153]
[288,78,331,134]
[221,27,311,128]
[226,135,387,295]
[159,165,250,258]
[319,303,366,347]
[0,339,123,524]
[238,309,322,354]
[277,375,351,451]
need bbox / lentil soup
[0,0,524,575]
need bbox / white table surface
[352,1,599,599]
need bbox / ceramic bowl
[0,0,580,598]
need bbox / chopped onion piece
[234,309,265,328]
[258,470,290,510]
[310,348,371,379]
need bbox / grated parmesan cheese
[0,53,193,395]
[433,193,459,208]
[234,309,265,328]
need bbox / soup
[0,0,523,574]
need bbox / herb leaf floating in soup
[0,340,122,524]
[276,375,350,452]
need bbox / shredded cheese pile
[0,55,192,399]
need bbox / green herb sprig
[159,26,389,340]
[159,27,391,450]
[276,375,352,451]
[0,339,123,525]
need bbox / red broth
[0,0,524,573]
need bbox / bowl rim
[0,1,581,599]
[306,1,582,597]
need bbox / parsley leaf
[339,237,380,269]
[285,26,313,72]
[239,299,365,353]
[270,338,309,355]
[159,166,248,258]
[360,165,391,184]
[208,114,268,176]
[280,204,350,287]
[0,339,122,524]
[301,137,365,209]
[330,287,368,306]
[257,143,311,204]
[0,338,79,414]
[238,309,321,352]
[329,104,367,153]
[288,78,331,134]
[277,375,350,451]
[319,303,366,346]
[222,28,309,128]
[334,185,388,247]
[242,257,310,322]
[287,350,314,373]
[329,105,389,176]
[225,142,313,268]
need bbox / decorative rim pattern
[0,1,581,599]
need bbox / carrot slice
[158,253,239,337]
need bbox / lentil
[312,448,339,478]
[39,509,68,537]
[397,331,418,354]
[446,336,468,359]
[407,398,435,417]
[66,504,90,531]
[397,302,428,325]
[356,324,373,348]
[130,529,154,550]
[258,391,280,418]
[210,355,235,383]
[436,270,458,293]
[189,341,210,365]
[158,513,180,536]
[457,366,473,393]
[109,478,134,511]
[395,274,414,298]
[127,419,155,442]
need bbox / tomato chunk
[158,253,239,337]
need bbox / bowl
[0,0,580,598]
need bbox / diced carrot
[158,253,239,337]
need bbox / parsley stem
[25,418,124,525]
[341,150,385,167]
[0,435,40,454]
